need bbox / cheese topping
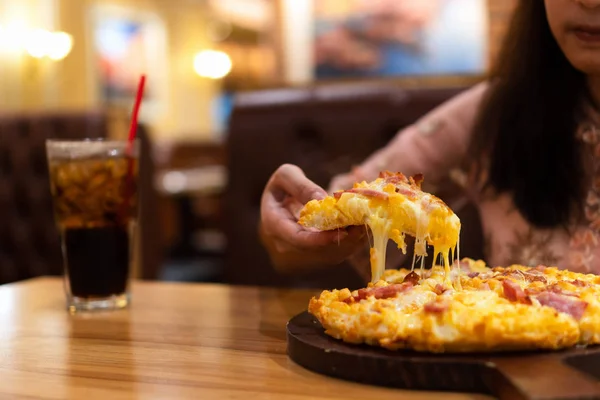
[308,260,600,353]
[298,172,462,287]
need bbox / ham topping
[501,270,547,283]
[535,292,588,320]
[379,171,408,184]
[424,299,450,313]
[569,279,589,288]
[411,173,424,187]
[526,269,544,276]
[394,186,417,199]
[524,287,541,297]
[345,188,389,200]
[467,272,480,278]
[551,286,578,297]
[383,175,406,185]
[403,271,420,285]
[527,284,579,298]
[433,284,448,295]
[379,171,405,179]
[523,271,547,283]
[344,282,413,303]
[502,279,527,302]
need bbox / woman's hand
[259,164,367,274]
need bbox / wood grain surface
[0,277,492,400]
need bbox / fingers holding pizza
[299,170,461,284]
[259,164,369,273]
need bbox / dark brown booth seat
[0,111,162,285]
[224,82,485,290]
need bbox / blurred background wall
[0,0,517,141]
[0,0,519,287]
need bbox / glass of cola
[46,139,139,313]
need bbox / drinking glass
[46,139,139,313]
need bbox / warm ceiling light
[47,31,73,60]
[193,50,232,79]
[25,29,53,59]
[1,21,28,54]
[19,28,73,60]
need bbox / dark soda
[63,226,130,297]
[48,155,138,300]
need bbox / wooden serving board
[286,311,600,400]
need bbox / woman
[259,0,600,278]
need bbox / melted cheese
[298,173,462,286]
[368,216,391,282]
[358,191,460,286]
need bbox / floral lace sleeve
[568,124,600,273]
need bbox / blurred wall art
[313,0,488,79]
[90,4,168,117]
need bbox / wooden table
[0,278,492,399]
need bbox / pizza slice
[298,171,461,284]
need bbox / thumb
[274,164,327,204]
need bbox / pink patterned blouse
[357,82,600,274]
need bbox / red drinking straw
[127,75,146,151]
[121,75,146,221]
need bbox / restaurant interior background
[0,0,517,289]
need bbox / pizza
[298,171,600,353]
[298,171,461,284]
[308,258,600,353]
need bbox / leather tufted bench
[0,111,162,284]
[223,82,485,290]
